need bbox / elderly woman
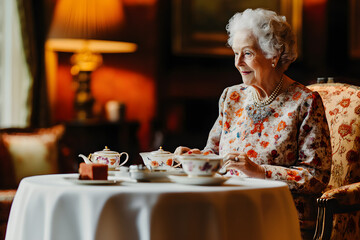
[175,8,331,239]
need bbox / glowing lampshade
[47,0,137,121]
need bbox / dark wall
[153,0,360,152]
[42,0,360,152]
[326,0,360,82]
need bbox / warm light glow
[123,0,157,5]
[70,51,103,72]
[304,0,326,5]
[46,0,139,122]
[49,0,125,40]
[46,39,137,53]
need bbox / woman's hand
[174,146,201,155]
[223,152,265,179]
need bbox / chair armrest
[321,182,360,206]
[0,189,16,221]
[313,183,360,240]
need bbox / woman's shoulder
[223,83,249,95]
[287,82,320,100]
[220,83,250,101]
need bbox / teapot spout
[78,154,92,164]
[139,153,148,158]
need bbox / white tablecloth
[6,174,301,240]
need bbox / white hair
[226,8,297,69]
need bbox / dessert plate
[168,175,229,186]
[63,176,121,185]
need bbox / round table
[6,174,301,240]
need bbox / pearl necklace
[252,76,284,108]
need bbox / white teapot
[78,146,129,170]
[139,147,180,171]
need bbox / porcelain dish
[139,147,180,171]
[63,176,121,185]
[78,146,129,170]
[175,153,223,177]
[129,164,183,182]
[168,175,229,186]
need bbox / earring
[272,63,276,68]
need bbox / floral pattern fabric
[321,182,360,205]
[308,84,360,190]
[308,83,360,240]
[205,82,332,193]
[203,82,333,234]
[330,211,360,240]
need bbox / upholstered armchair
[0,125,65,240]
[308,83,360,240]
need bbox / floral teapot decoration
[78,146,129,170]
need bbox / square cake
[79,163,108,180]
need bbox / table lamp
[46,0,137,121]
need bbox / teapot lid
[150,146,172,156]
[94,146,119,155]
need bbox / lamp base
[73,71,95,121]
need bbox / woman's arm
[263,92,332,193]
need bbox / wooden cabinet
[60,121,140,172]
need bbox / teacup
[175,153,222,177]
[139,147,180,171]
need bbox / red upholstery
[0,190,16,240]
[0,125,65,240]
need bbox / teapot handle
[78,153,93,164]
[172,156,182,168]
[118,152,129,167]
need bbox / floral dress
[204,82,332,230]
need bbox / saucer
[168,175,229,186]
[129,169,184,182]
[108,170,129,178]
[64,176,121,185]
[129,171,168,182]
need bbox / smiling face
[232,29,274,88]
